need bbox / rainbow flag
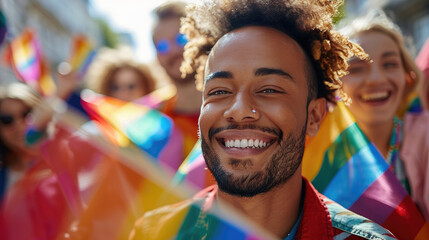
[304,102,429,240]
[80,90,184,172]
[68,34,96,77]
[9,29,56,96]
[173,140,215,191]
[0,9,6,46]
[174,102,429,239]
[134,84,177,109]
[0,110,274,239]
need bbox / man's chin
[213,169,276,197]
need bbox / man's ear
[306,98,326,137]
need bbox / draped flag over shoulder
[80,90,184,172]
[302,102,429,240]
[68,34,96,77]
[8,29,56,96]
[174,102,429,239]
[0,107,275,240]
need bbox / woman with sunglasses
[0,82,42,200]
[340,11,422,194]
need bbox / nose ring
[251,109,256,114]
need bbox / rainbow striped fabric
[302,102,429,240]
[68,34,96,77]
[0,9,6,46]
[134,84,177,109]
[174,140,215,191]
[9,29,56,96]
[0,112,272,239]
[175,102,429,239]
[80,90,184,172]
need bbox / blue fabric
[0,164,7,200]
[66,91,89,118]
[284,208,303,240]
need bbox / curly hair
[86,47,156,97]
[180,0,367,102]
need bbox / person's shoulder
[129,197,203,240]
[322,197,397,240]
[129,185,219,240]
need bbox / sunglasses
[0,110,31,126]
[155,33,188,55]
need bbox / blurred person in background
[401,37,429,220]
[0,83,42,200]
[86,47,156,102]
[152,1,201,157]
[339,11,422,194]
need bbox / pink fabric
[417,39,429,73]
[401,112,429,220]
[416,38,429,110]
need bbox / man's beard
[201,123,307,197]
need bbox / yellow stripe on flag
[302,102,355,181]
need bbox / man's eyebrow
[205,71,233,82]
[254,67,294,82]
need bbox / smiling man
[130,0,396,239]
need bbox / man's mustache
[208,124,283,143]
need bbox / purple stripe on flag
[185,154,207,190]
[349,170,407,224]
[322,144,388,208]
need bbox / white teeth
[240,139,248,148]
[361,92,388,101]
[224,139,269,148]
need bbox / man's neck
[173,80,202,114]
[216,170,303,239]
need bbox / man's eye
[208,90,230,96]
[259,89,281,94]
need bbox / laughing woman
[339,11,422,193]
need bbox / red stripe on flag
[349,170,407,224]
[382,195,429,240]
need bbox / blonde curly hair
[180,0,367,102]
[86,46,156,97]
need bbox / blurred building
[0,0,103,83]
[345,0,429,55]
[117,32,136,50]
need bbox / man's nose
[223,92,260,123]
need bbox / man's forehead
[205,26,306,76]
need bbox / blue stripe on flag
[323,143,389,208]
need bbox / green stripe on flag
[312,123,370,192]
